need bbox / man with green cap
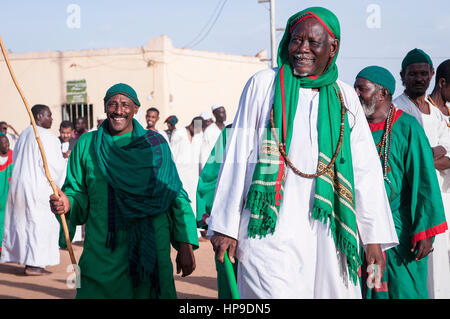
[208,7,398,298]
[394,50,450,298]
[355,66,448,298]
[49,83,199,299]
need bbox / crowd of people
[0,6,449,299]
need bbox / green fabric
[356,65,396,95]
[0,150,13,248]
[195,125,238,299]
[93,118,185,291]
[196,125,231,225]
[103,83,141,106]
[401,48,433,71]
[245,7,360,284]
[364,111,446,299]
[62,130,199,299]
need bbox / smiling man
[145,107,169,142]
[49,83,198,299]
[1,104,66,276]
[207,7,398,298]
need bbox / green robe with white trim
[363,110,448,299]
[62,130,199,299]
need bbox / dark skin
[146,110,159,131]
[212,19,385,275]
[75,118,87,134]
[49,94,195,278]
[0,135,10,156]
[355,77,433,261]
[401,63,450,171]
[36,108,53,129]
[0,122,19,136]
[212,107,227,131]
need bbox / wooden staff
[0,36,77,266]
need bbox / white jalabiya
[200,123,222,169]
[394,92,450,299]
[59,139,83,243]
[208,68,398,299]
[2,125,66,268]
[171,128,202,219]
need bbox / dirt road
[0,238,217,299]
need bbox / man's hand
[411,237,433,261]
[176,242,196,277]
[432,146,446,160]
[210,232,237,264]
[49,186,70,215]
[365,243,385,287]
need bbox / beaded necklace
[375,104,396,201]
[270,84,346,179]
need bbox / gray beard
[292,69,310,77]
[360,97,377,118]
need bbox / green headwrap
[104,83,141,106]
[356,65,396,95]
[246,7,361,284]
[401,48,433,71]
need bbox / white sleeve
[344,86,399,251]
[207,75,261,239]
[436,111,450,158]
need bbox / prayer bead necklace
[270,84,346,179]
[377,104,395,178]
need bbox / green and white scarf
[245,7,361,283]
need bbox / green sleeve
[405,119,448,244]
[170,188,199,250]
[62,134,90,226]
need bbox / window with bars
[61,103,94,129]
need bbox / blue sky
[1,0,449,94]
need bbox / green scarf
[94,118,184,293]
[245,7,361,283]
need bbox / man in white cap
[200,111,214,131]
[200,104,227,169]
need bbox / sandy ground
[0,238,217,299]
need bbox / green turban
[401,48,433,71]
[104,83,141,107]
[356,65,396,95]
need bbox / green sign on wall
[66,79,87,103]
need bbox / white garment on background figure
[171,128,202,219]
[394,92,450,299]
[208,68,398,298]
[2,125,66,268]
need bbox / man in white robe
[171,116,204,225]
[208,7,398,299]
[393,50,450,298]
[1,105,66,275]
[200,104,227,169]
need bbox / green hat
[401,48,433,71]
[104,83,141,106]
[356,65,396,95]
[165,115,178,125]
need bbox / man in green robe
[196,124,238,299]
[50,83,198,299]
[0,133,13,252]
[354,66,448,298]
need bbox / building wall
[0,35,268,136]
